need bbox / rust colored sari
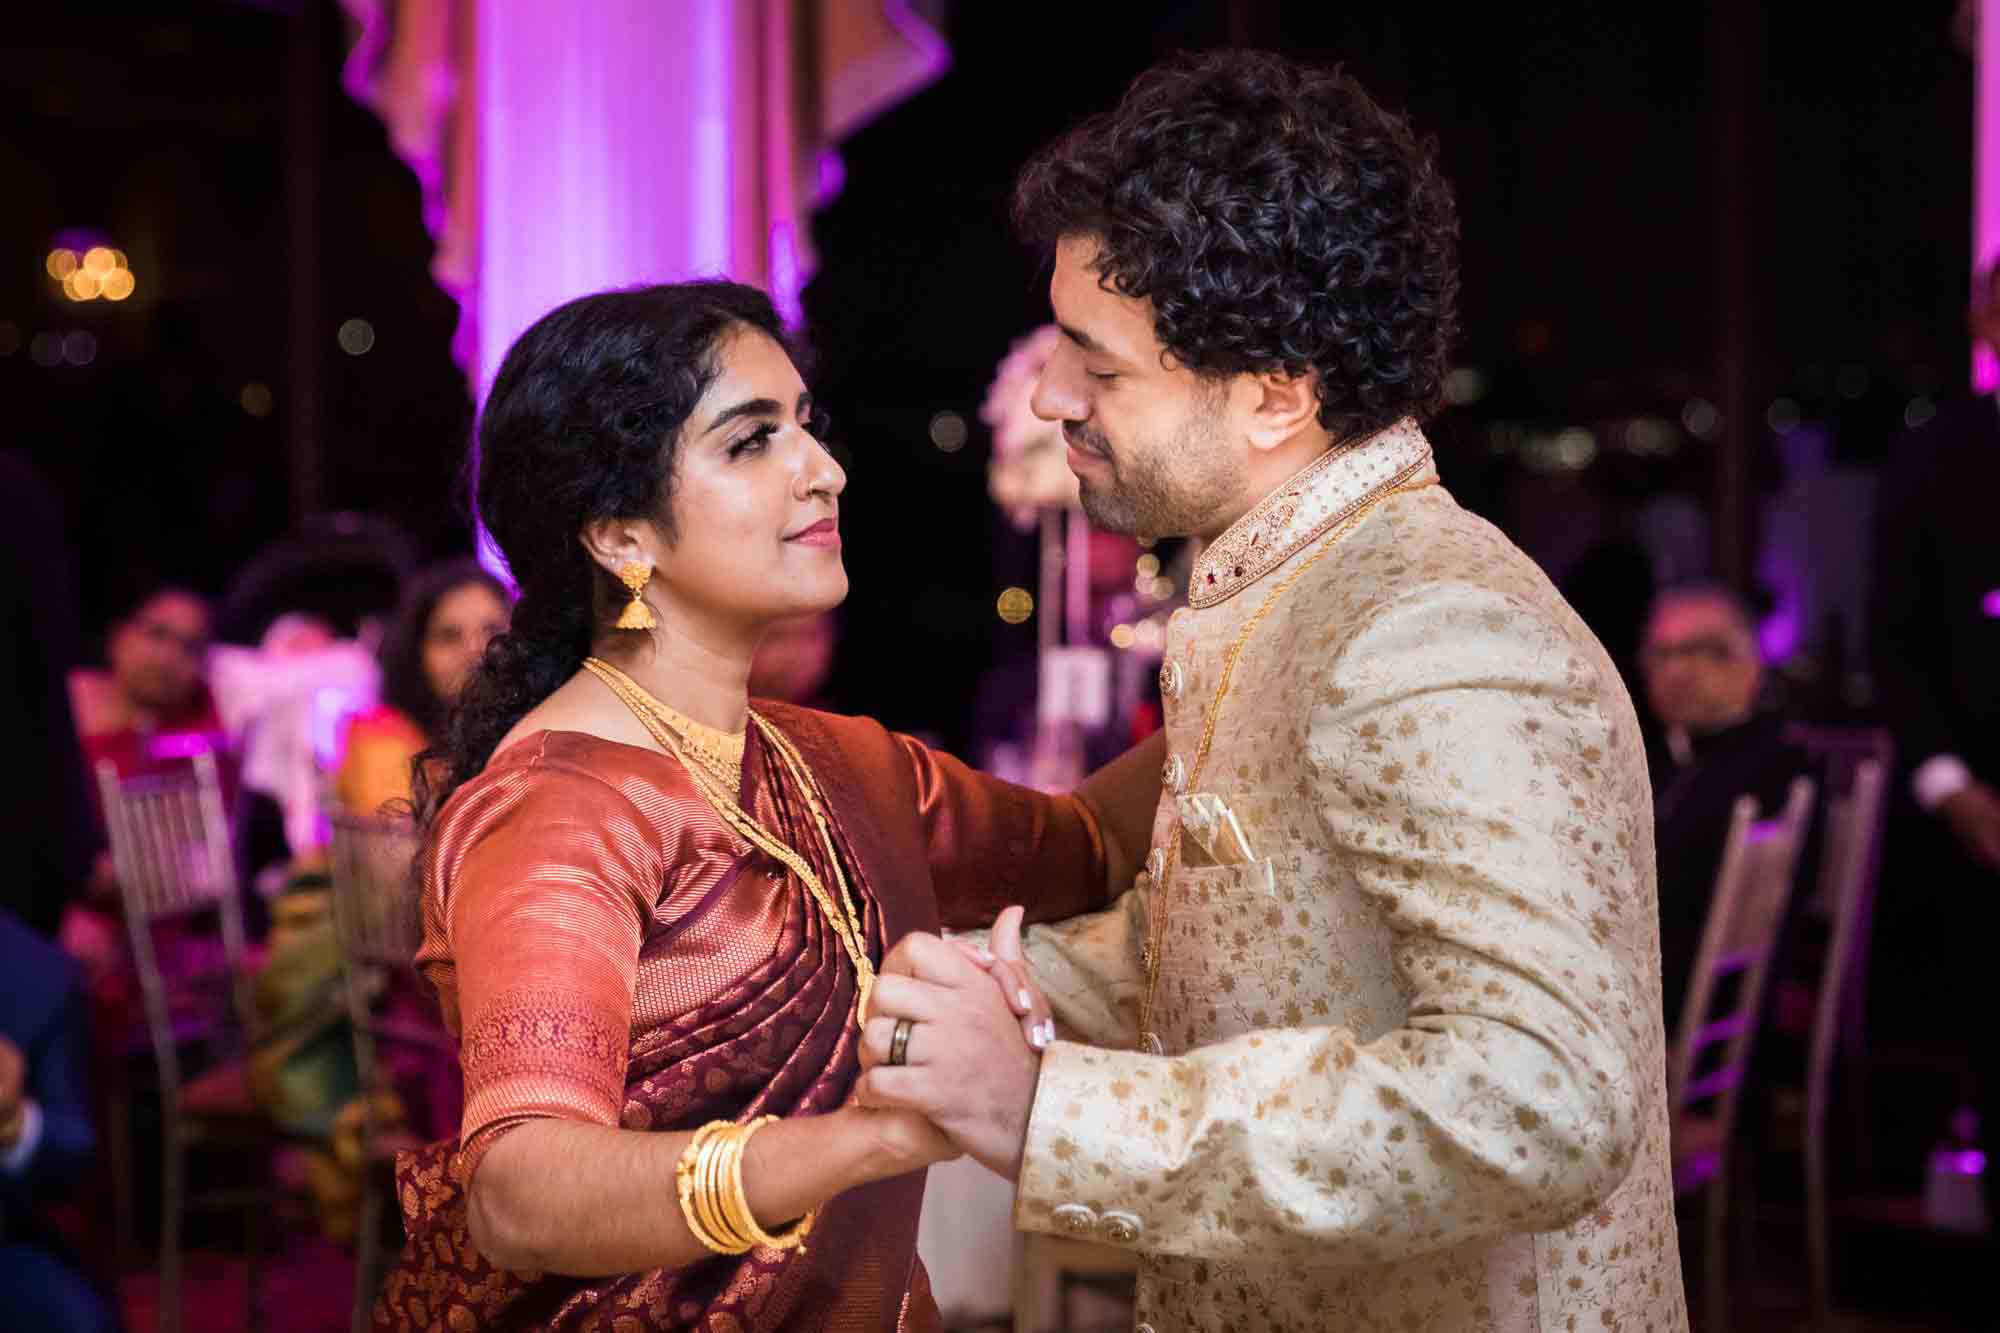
[373,703,1112,1331]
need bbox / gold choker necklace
[581,657,876,1024]
[631,692,746,791]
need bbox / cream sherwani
[1014,420,1687,1331]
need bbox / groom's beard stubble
[1066,410,1240,541]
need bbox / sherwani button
[1101,1210,1142,1244]
[1163,754,1187,794]
[1145,847,1166,882]
[1158,658,1183,700]
[1052,1203,1097,1235]
[1136,1325,1157,1333]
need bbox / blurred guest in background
[335,558,512,817]
[1876,267,2000,878]
[240,562,507,1238]
[62,584,225,977]
[1641,582,1810,1028]
[67,585,221,789]
[1872,263,2000,1227]
[1,907,115,1332]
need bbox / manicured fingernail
[1030,1023,1051,1049]
[1018,988,1034,1011]
[1037,1020,1055,1047]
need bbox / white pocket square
[1176,792,1257,866]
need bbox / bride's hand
[844,1102,960,1180]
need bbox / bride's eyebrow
[700,397,783,436]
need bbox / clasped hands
[853,906,1050,1181]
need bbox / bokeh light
[338,317,376,355]
[1681,398,1720,439]
[928,410,968,452]
[52,241,135,302]
[996,587,1034,624]
[240,382,275,418]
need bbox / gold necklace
[1136,477,1436,1052]
[582,658,877,1023]
[637,693,746,791]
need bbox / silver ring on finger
[889,1017,915,1067]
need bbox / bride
[372,280,1158,1331]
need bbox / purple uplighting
[146,731,217,760]
[1980,0,2000,389]
[1984,587,2000,619]
[1942,1149,1989,1177]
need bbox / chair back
[96,750,251,1104]
[326,810,425,971]
[1784,726,1892,1323]
[325,808,455,1120]
[1784,726,1892,1055]
[1670,775,1817,1130]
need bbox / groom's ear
[1235,367,1323,456]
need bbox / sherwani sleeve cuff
[1016,886,1150,1048]
[1015,1016,1639,1265]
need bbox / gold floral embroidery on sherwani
[1015,419,1688,1332]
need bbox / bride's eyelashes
[728,423,778,459]
[729,406,833,461]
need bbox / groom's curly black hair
[1013,51,1460,443]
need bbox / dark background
[1,0,1973,756]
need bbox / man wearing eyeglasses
[1640,583,1809,1026]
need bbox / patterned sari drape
[373,724,933,1331]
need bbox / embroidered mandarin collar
[1188,417,1435,609]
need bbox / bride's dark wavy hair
[413,280,788,827]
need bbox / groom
[861,51,1686,1331]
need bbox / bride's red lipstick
[786,517,840,549]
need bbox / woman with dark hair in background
[373,281,1159,1330]
[236,561,509,1240]
[334,558,511,817]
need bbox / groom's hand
[856,929,1042,1180]
[945,906,1054,1051]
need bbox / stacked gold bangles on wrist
[675,1116,815,1256]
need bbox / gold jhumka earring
[615,561,658,630]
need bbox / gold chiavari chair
[97,750,275,1333]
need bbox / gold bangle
[701,1125,750,1252]
[680,1124,733,1255]
[676,1121,750,1255]
[723,1115,816,1253]
[675,1126,722,1253]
